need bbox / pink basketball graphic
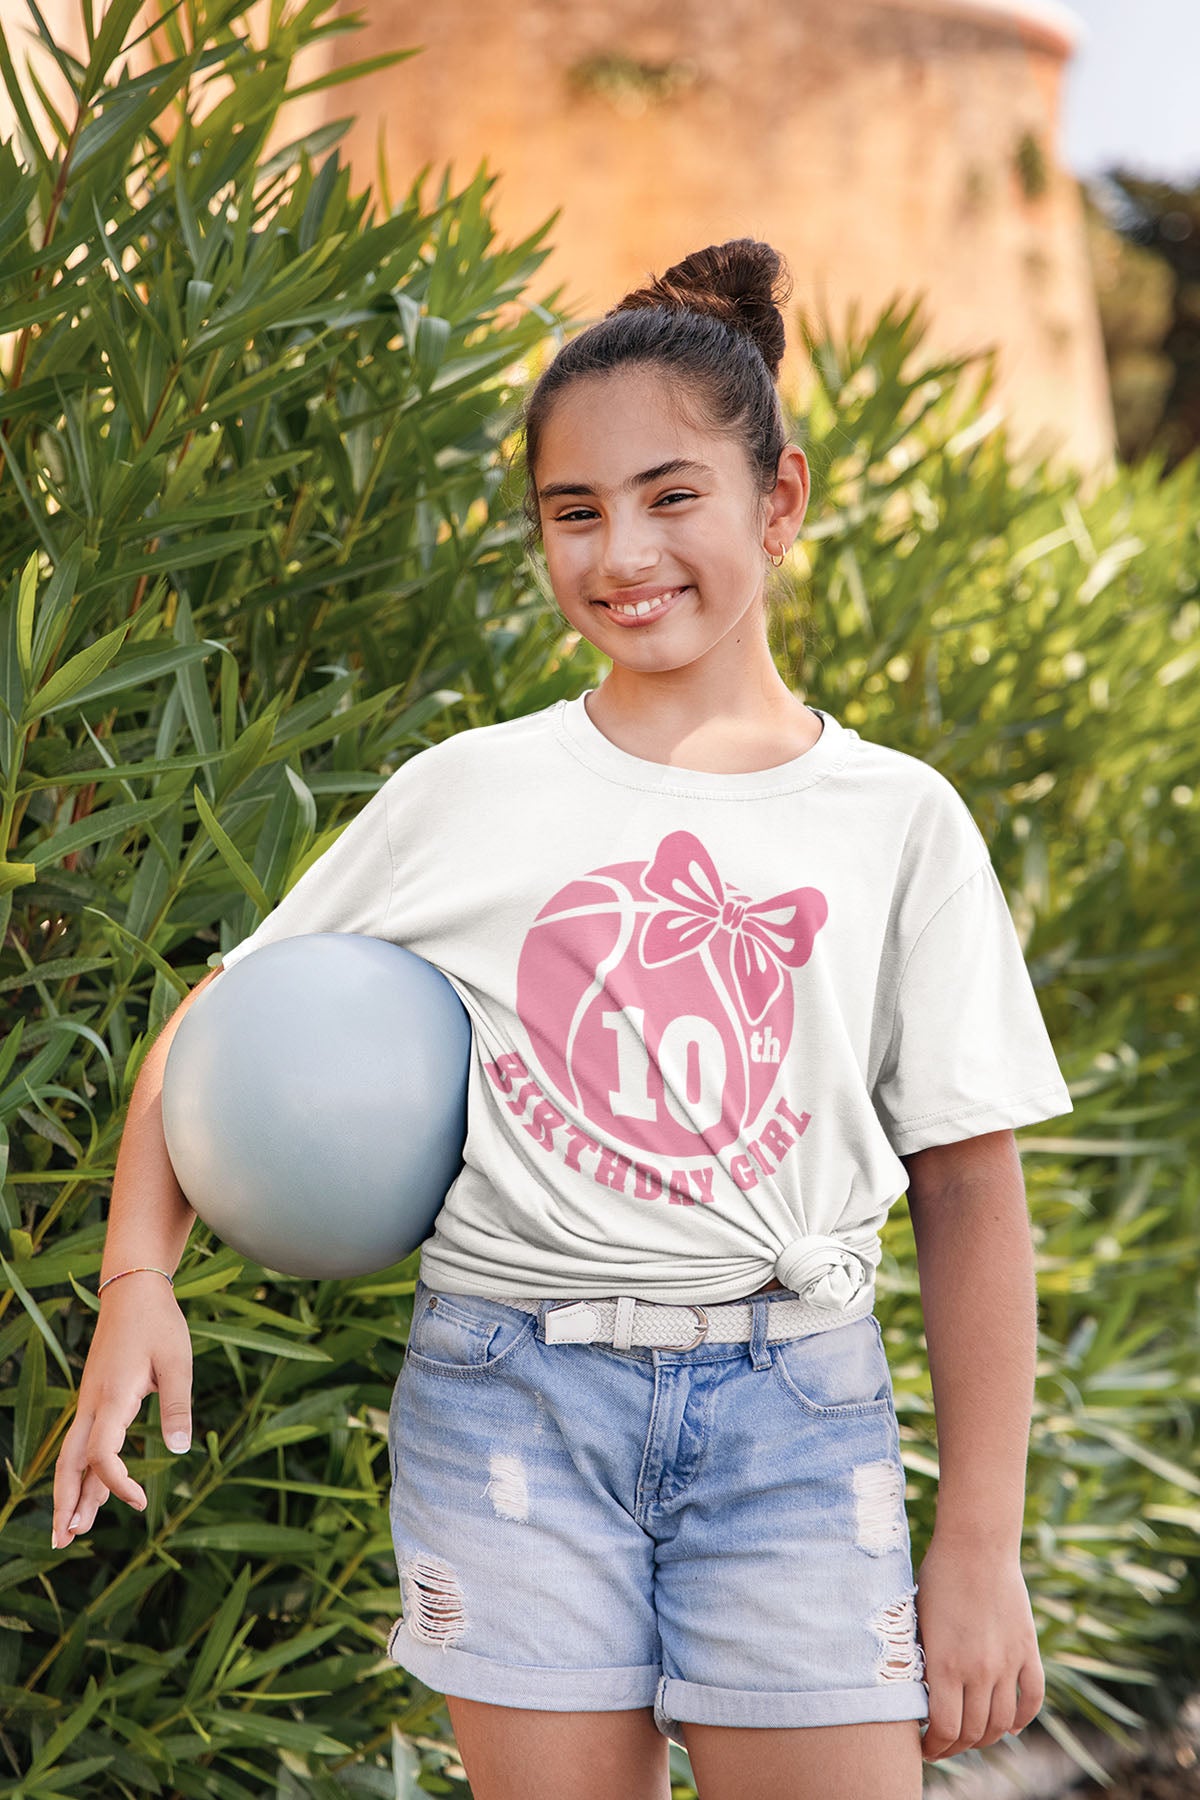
[516,830,828,1159]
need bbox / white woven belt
[504,1281,876,1349]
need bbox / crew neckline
[554,688,856,797]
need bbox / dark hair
[520,238,793,551]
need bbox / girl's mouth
[593,586,691,626]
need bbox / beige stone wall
[327,0,1114,478]
[0,0,1115,477]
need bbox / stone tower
[324,0,1114,476]
[0,0,1115,474]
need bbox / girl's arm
[51,965,223,1549]
[97,965,224,1291]
[902,1126,1047,1760]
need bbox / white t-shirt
[218,691,1072,1308]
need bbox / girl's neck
[585,675,823,777]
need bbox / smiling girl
[55,239,1072,1800]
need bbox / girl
[53,239,1072,1800]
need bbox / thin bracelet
[98,1266,176,1295]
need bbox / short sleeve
[871,859,1073,1155]
[218,775,396,975]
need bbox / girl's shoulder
[393,700,562,784]
[836,724,986,849]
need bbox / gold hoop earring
[769,546,786,568]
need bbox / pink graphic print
[516,830,828,1159]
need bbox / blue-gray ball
[161,934,470,1278]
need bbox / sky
[1059,0,1200,185]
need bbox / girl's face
[534,367,807,674]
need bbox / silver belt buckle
[661,1303,709,1349]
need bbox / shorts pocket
[404,1280,535,1379]
[770,1313,894,1417]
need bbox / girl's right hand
[51,1273,193,1549]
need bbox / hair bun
[611,238,792,380]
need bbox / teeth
[607,588,683,616]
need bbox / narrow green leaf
[183,1565,252,1705]
[0,1250,72,1381]
[86,277,148,436]
[283,763,316,841]
[226,1621,343,1683]
[1039,1698,1142,1777]
[170,1523,323,1554]
[23,1675,106,1777]
[71,59,196,180]
[13,1321,45,1473]
[24,55,72,149]
[192,785,271,915]
[79,906,190,997]
[22,0,84,91]
[172,592,219,783]
[0,427,59,558]
[414,313,451,392]
[14,551,39,692]
[11,1754,117,1791]
[224,1477,376,1502]
[84,531,265,588]
[1081,1419,1200,1497]
[213,708,277,802]
[22,747,238,795]
[201,1710,351,1754]
[80,0,153,103]
[27,791,177,868]
[286,46,419,100]
[0,1018,25,1090]
[0,862,38,894]
[188,1322,332,1361]
[30,538,85,679]
[0,21,52,176]
[168,142,203,272]
[89,189,170,351]
[23,619,131,720]
[41,639,223,712]
[170,1251,245,1299]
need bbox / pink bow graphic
[640,830,827,1022]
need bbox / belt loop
[536,1298,552,1343]
[612,1295,637,1352]
[748,1294,772,1370]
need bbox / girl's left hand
[913,1530,1046,1762]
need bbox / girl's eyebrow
[537,458,714,502]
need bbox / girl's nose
[597,522,659,584]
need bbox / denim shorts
[385,1277,930,1748]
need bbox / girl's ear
[763,444,810,554]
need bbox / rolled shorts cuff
[654,1672,930,1744]
[387,1619,660,1714]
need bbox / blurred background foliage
[1082,169,1200,475]
[0,2,1197,1797]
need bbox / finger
[946,1678,993,1757]
[1012,1655,1046,1731]
[920,1675,963,1761]
[61,1469,114,1540]
[86,1445,147,1512]
[86,1398,151,1512]
[156,1357,193,1454]
[979,1679,1017,1748]
[52,1414,95,1547]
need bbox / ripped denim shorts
[385,1277,930,1749]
